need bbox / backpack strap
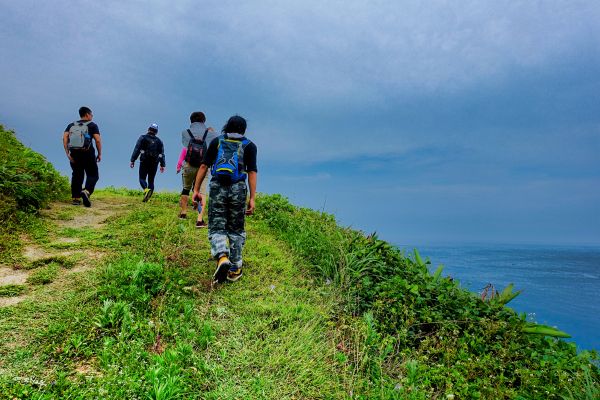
[187,129,209,143]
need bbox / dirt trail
[0,198,131,307]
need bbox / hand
[176,166,181,174]
[207,127,215,132]
[96,154,102,162]
[192,193,203,210]
[192,192,202,203]
[67,154,74,163]
[130,162,134,168]
[160,166,165,173]
[246,198,255,215]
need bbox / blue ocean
[398,244,600,351]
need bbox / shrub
[0,126,68,216]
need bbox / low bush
[0,126,68,216]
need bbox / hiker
[192,115,258,283]
[62,106,102,207]
[177,111,217,227]
[129,123,165,202]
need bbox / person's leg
[226,181,247,274]
[147,161,159,191]
[69,154,84,200]
[180,164,198,218]
[208,183,232,282]
[196,175,209,224]
[138,162,149,190]
[82,151,99,195]
[208,183,230,258]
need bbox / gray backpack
[68,121,92,150]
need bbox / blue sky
[1,0,599,245]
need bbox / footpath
[0,190,355,399]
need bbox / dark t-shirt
[65,120,100,152]
[202,134,257,183]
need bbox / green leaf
[432,264,444,281]
[522,323,571,338]
[494,283,522,305]
[414,249,424,267]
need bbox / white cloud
[4,0,597,102]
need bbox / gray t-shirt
[181,122,218,148]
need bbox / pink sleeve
[176,148,187,170]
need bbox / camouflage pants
[208,180,247,267]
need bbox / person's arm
[63,132,74,162]
[130,136,143,167]
[94,134,102,162]
[243,142,258,214]
[246,171,257,215]
[176,148,187,173]
[159,140,166,171]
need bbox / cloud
[4,1,599,103]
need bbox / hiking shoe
[213,257,231,284]
[142,188,151,202]
[195,220,207,229]
[227,266,243,282]
[72,198,82,206]
[81,190,91,207]
[178,213,187,219]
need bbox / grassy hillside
[0,128,598,399]
[0,125,69,262]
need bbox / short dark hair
[79,107,92,117]
[190,112,206,123]
[222,115,247,134]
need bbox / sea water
[398,243,600,351]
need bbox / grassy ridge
[253,194,599,399]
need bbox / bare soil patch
[50,199,129,229]
[0,295,27,307]
[0,265,28,286]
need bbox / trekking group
[63,107,258,283]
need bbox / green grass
[0,190,365,399]
[26,255,76,270]
[0,285,26,297]
[26,264,60,285]
[0,125,68,264]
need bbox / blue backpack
[211,135,250,183]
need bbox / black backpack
[143,135,161,161]
[185,129,208,167]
